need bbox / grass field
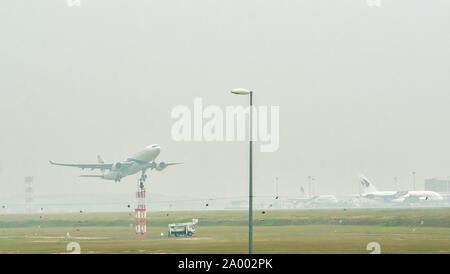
[0,208,449,254]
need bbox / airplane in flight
[359,175,443,203]
[50,144,181,187]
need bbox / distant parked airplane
[359,175,443,203]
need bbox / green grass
[0,208,449,254]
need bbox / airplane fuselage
[102,145,161,181]
[363,190,443,203]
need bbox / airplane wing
[165,162,183,166]
[158,162,184,169]
[151,161,183,171]
[49,160,113,170]
[128,160,183,169]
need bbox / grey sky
[1,0,450,203]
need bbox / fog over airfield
[1,0,450,205]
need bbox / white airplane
[359,175,443,203]
[289,194,339,208]
[50,144,181,187]
[310,195,339,204]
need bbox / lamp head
[231,88,252,95]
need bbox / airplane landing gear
[139,169,148,189]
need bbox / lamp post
[312,177,315,196]
[231,88,253,254]
[308,176,312,198]
[276,177,279,198]
[412,171,416,191]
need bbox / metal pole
[276,177,279,197]
[358,180,361,203]
[413,172,416,191]
[312,178,315,196]
[249,92,253,254]
[308,176,311,198]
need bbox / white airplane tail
[97,155,105,164]
[359,175,378,194]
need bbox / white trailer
[168,219,198,237]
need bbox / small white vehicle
[168,219,198,237]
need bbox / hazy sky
[1,0,450,203]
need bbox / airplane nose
[146,144,161,154]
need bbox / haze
[1,0,450,208]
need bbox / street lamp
[412,172,416,191]
[312,177,316,196]
[275,177,279,199]
[308,176,312,198]
[231,88,253,254]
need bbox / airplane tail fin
[359,174,378,194]
[97,155,105,164]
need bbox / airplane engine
[112,162,122,171]
[107,172,123,182]
[115,173,122,182]
[155,162,167,171]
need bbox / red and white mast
[135,179,147,239]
